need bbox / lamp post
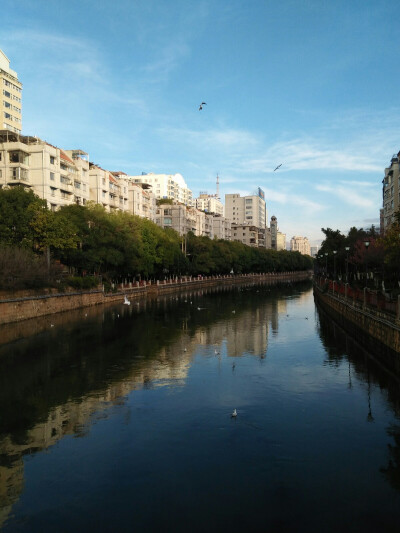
[345,246,350,283]
[325,252,328,276]
[364,241,370,286]
[333,250,337,280]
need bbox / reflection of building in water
[192,298,285,357]
[0,337,195,528]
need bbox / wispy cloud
[316,184,376,208]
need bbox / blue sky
[2,0,399,245]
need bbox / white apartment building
[1,50,22,134]
[290,236,311,256]
[126,172,194,207]
[196,193,224,216]
[0,130,91,210]
[89,164,129,212]
[128,182,156,221]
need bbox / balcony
[8,167,30,186]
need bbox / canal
[0,281,400,532]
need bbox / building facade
[382,152,400,233]
[0,50,22,134]
[270,216,286,251]
[290,236,311,256]
[196,193,224,216]
[127,173,194,207]
[231,224,266,248]
[225,191,266,229]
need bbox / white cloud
[315,184,376,208]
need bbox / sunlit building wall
[0,50,22,134]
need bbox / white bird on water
[124,295,131,305]
[231,409,237,418]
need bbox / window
[50,172,55,181]
[4,112,11,119]
[61,191,68,199]
[50,156,55,164]
[50,187,56,196]
[3,90,11,98]
[4,101,10,108]
[50,204,57,212]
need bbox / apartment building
[0,130,91,210]
[127,182,156,221]
[232,224,266,248]
[225,190,267,230]
[89,164,129,212]
[212,215,232,241]
[196,193,224,216]
[290,236,311,256]
[127,172,194,207]
[0,50,22,134]
[382,152,400,232]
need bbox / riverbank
[0,271,311,326]
[313,279,400,371]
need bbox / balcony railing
[8,167,29,182]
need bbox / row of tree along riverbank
[0,271,312,327]
[313,276,400,373]
[0,187,313,292]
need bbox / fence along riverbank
[0,271,311,326]
[313,276,400,372]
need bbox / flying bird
[273,164,282,171]
[199,102,207,110]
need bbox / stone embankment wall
[0,271,311,326]
[313,283,400,370]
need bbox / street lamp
[345,246,350,283]
[364,241,370,286]
[333,250,337,280]
[325,252,328,275]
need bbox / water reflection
[1,281,399,531]
[316,301,400,495]
[0,281,300,527]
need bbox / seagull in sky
[273,163,282,171]
[199,102,207,110]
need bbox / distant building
[0,50,22,134]
[126,173,194,207]
[270,216,286,251]
[310,246,319,258]
[196,193,224,216]
[290,236,311,256]
[382,152,400,233]
[231,224,266,248]
[225,190,266,229]
[212,214,232,241]
[89,164,129,212]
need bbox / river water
[0,281,400,532]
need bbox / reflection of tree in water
[315,300,400,493]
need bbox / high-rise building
[0,50,22,134]
[270,216,286,251]
[225,190,266,229]
[290,236,311,256]
[382,152,400,233]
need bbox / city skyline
[1,0,399,245]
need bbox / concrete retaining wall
[314,284,400,371]
[0,271,311,326]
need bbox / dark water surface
[1,281,400,532]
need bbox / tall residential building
[225,189,266,228]
[290,236,311,256]
[231,224,266,248]
[126,172,194,206]
[89,164,129,212]
[0,50,22,134]
[382,151,400,233]
[196,193,224,216]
